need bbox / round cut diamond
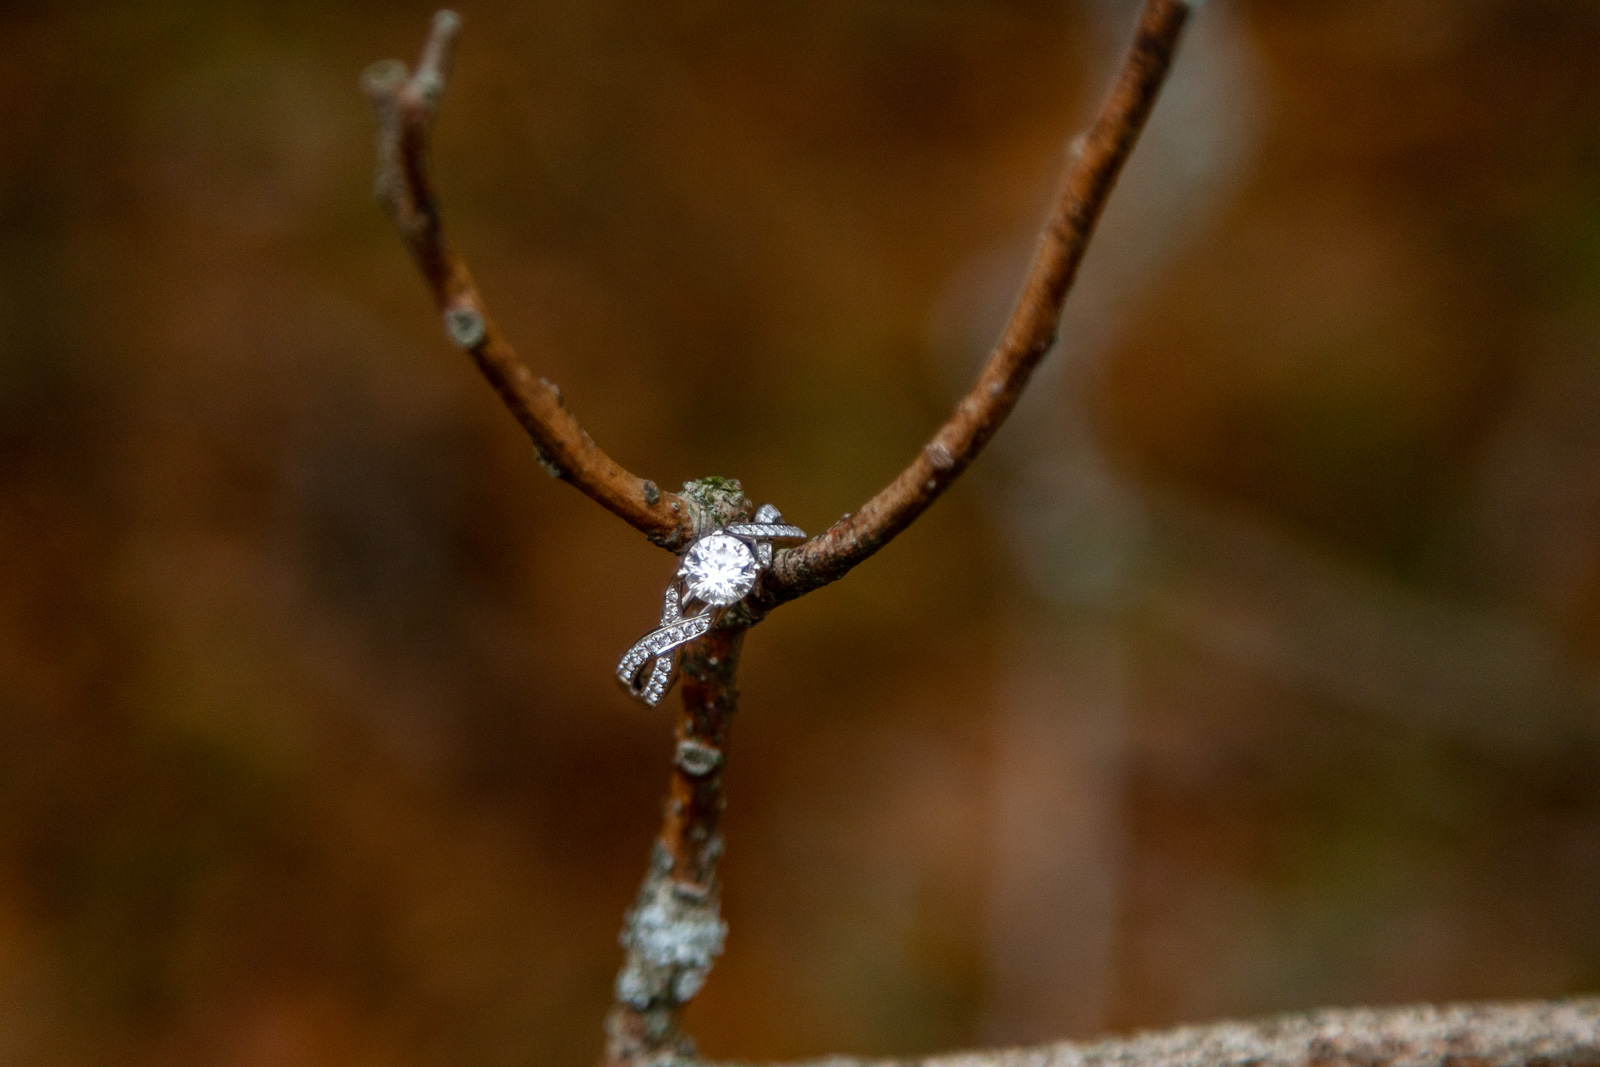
[681,533,758,606]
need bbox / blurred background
[3,0,1600,1063]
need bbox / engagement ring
[617,504,805,706]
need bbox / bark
[602,625,746,1067]
[778,999,1600,1067]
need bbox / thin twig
[361,11,696,550]
[602,625,745,1067]
[757,0,1194,610]
[780,998,1600,1067]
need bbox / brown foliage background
[3,0,1600,1064]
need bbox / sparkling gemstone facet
[681,533,758,606]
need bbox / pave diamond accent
[616,592,712,706]
[681,533,758,607]
[724,522,806,540]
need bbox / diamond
[680,533,758,606]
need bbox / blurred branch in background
[800,999,1600,1067]
[1145,491,1600,760]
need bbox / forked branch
[365,2,1191,574]
[366,4,1197,1065]
[361,12,697,550]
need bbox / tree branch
[356,15,1594,1067]
[758,0,1194,609]
[603,624,746,1067]
[365,7,1202,1065]
[781,999,1600,1067]
[361,11,696,550]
